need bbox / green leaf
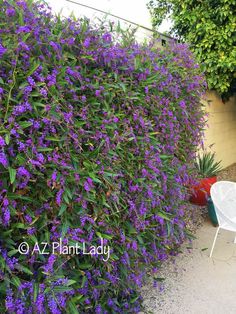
[96,232,113,240]
[37,147,54,152]
[45,136,61,142]
[67,300,79,314]
[19,121,33,129]
[81,276,87,288]
[11,276,21,288]
[79,263,93,270]
[66,280,77,286]
[15,265,33,275]
[33,283,39,302]
[59,204,67,216]
[27,62,40,76]
[157,211,171,221]
[5,133,10,145]
[8,249,19,257]
[8,167,16,184]
[61,220,69,239]
[53,286,74,293]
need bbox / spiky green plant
[196,152,222,178]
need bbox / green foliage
[196,152,222,178]
[0,1,206,312]
[148,0,236,99]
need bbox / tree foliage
[148,0,236,99]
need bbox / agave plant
[196,152,222,178]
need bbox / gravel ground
[140,203,206,314]
[141,221,236,314]
[141,163,236,314]
[217,163,236,182]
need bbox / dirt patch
[218,163,236,182]
[184,203,207,233]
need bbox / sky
[46,0,172,35]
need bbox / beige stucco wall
[203,91,236,168]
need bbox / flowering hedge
[0,1,206,313]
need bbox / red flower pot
[189,176,217,206]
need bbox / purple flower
[17,141,26,152]
[84,177,94,192]
[0,136,6,147]
[6,256,18,270]
[43,255,56,273]
[13,102,32,116]
[132,241,138,251]
[3,198,9,206]
[6,290,15,312]
[48,297,61,314]
[18,41,30,51]
[107,298,114,306]
[0,152,8,167]
[25,214,32,224]
[95,90,101,97]
[17,166,30,177]
[102,33,112,42]
[35,293,45,313]
[179,100,186,109]
[16,1,27,9]
[84,181,90,192]
[0,44,7,58]
[40,88,47,97]
[50,41,61,52]
[3,207,10,225]
[16,25,31,33]
[51,170,57,181]
[37,153,44,163]
[27,76,35,87]
[6,7,16,17]
[68,37,75,45]
[81,95,86,102]
[83,37,90,48]
[56,189,63,206]
[157,216,164,225]
[95,305,102,314]
[27,227,36,235]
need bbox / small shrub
[0,1,206,313]
[196,152,222,178]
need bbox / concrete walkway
[142,219,236,314]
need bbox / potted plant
[189,151,222,206]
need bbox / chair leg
[210,227,220,258]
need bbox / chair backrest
[210,181,236,228]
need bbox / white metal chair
[210,181,236,258]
